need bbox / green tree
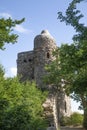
[0,67,47,130]
[0,17,25,50]
[58,0,87,42]
[60,112,83,126]
[57,0,87,129]
[45,0,87,129]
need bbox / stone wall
[17,51,34,81]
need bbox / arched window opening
[47,52,50,58]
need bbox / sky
[0,0,87,113]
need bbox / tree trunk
[83,109,87,130]
[81,97,87,130]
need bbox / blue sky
[0,0,86,113]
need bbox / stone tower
[17,30,71,129]
[34,30,57,89]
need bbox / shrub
[60,116,70,126]
[60,112,83,126]
[69,112,83,126]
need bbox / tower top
[41,30,50,35]
[34,30,56,49]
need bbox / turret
[33,30,57,88]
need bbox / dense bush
[60,112,83,126]
[0,74,48,130]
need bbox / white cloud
[0,12,12,19]
[14,25,29,34]
[4,67,17,78]
[10,67,17,76]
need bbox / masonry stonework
[17,30,71,130]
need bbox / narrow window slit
[47,52,50,58]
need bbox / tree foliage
[58,0,87,129]
[45,0,87,129]
[58,0,87,42]
[0,67,47,130]
[0,17,25,50]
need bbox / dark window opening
[47,52,50,58]
[51,124,54,126]
[31,76,34,79]
[23,59,27,63]
[49,124,51,127]
[49,123,54,127]
[31,69,34,79]
[29,59,32,62]
[65,101,67,112]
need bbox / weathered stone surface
[17,30,71,129]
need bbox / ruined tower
[17,30,71,129]
[34,30,57,89]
